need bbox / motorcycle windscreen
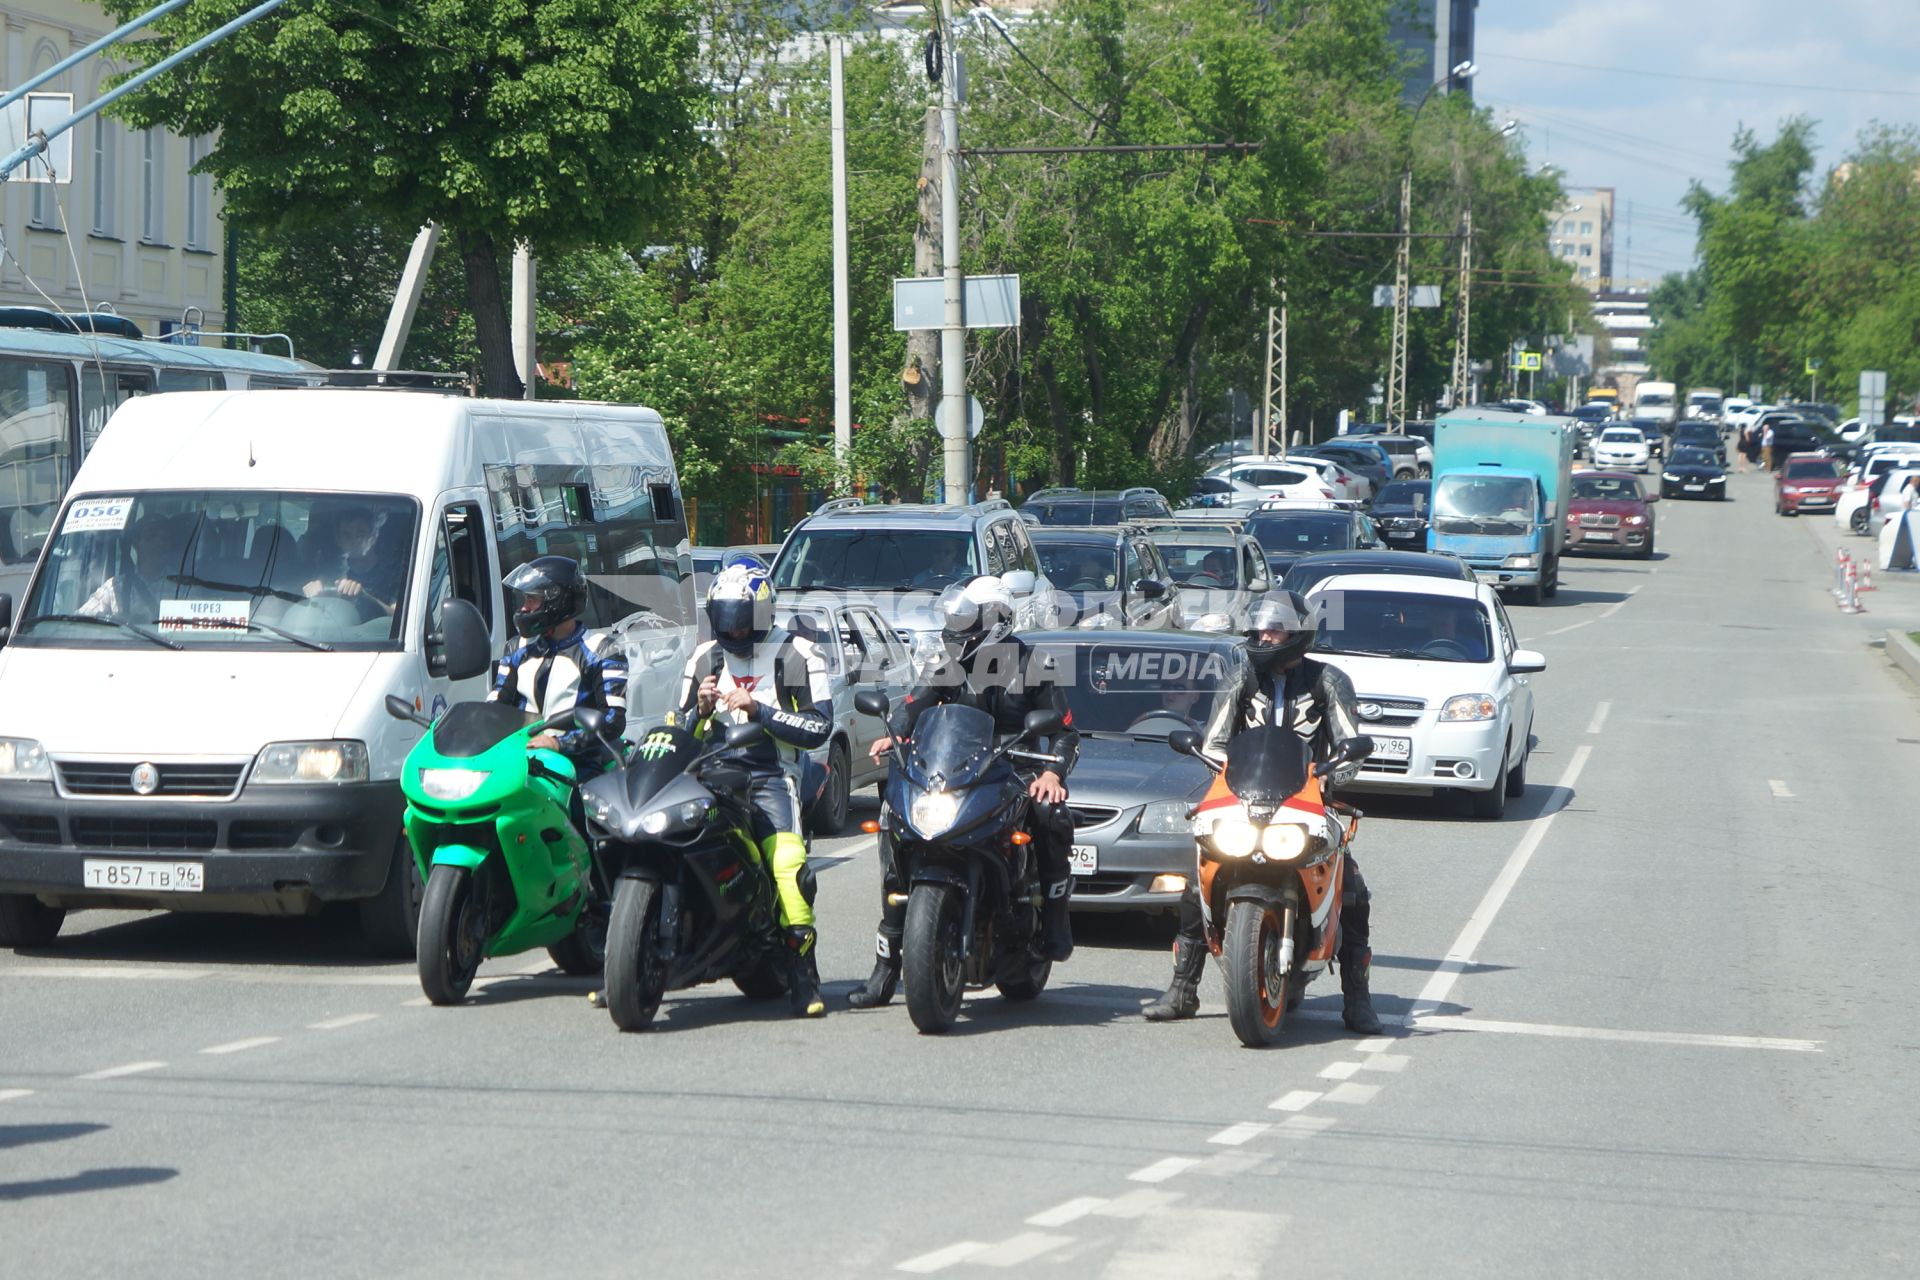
[618,725,700,807]
[906,703,999,789]
[432,701,540,760]
[1223,725,1311,808]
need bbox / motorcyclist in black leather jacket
[848,575,1081,1009]
[1144,590,1384,1034]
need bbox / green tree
[102,0,704,397]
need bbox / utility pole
[1259,280,1278,456]
[937,0,969,505]
[1450,207,1472,408]
[1386,164,1412,430]
[1279,284,1289,448]
[830,37,851,473]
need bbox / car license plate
[1584,530,1616,541]
[1684,484,1705,492]
[82,859,204,893]
[1070,844,1098,876]
[1370,736,1412,762]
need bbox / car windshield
[1431,475,1535,536]
[1675,428,1715,442]
[1160,543,1239,586]
[1035,540,1119,592]
[1029,499,1125,525]
[1638,393,1673,407]
[1571,475,1642,502]
[1245,513,1352,553]
[1374,481,1428,511]
[1600,429,1644,444]
[1314,589,1493,663]
[772,528,978,592]
[1690,396,1722,411]
[1784,459,1839,479]
[1061,643,1237,738]
[1283,557,1459,594]
[17,490,418,650]
[1671,447,1717,468]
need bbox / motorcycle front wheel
[1223,891,1300,1048]
[904,881,966,1034]
[547,908,607,976]
[604,876,667,1032]
[417,864,486,1006]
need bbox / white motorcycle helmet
[934,574,1016,663]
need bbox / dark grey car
[1026,631,1248,913]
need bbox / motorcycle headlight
[1137,801,1191,834]
[1439,694,1498,722]
[910,790,960,837]
[418,768,488,801]
[587,795,614,824]
[256,740,369,784]
[1502,554,1536,569]
[1261,823,1308,859]
[1208,818,1258,858]
[641,809,672,836]
[0,737,51,782]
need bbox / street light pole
[938,0,969,505]
[1450,206,1472,408]
[1387,60,1475,432]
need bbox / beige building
[1550,186,1614,288]
[0,1,224,339]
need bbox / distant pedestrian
[1735,424,1750,472]
[1761,423,1775,471]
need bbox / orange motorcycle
[1169,725,1371,1047]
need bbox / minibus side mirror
[427,600,493,682]
[0,593,11,647]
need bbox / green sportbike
[384,694,619,1005]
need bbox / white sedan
[1304,574,1543,819]
[1591,427,1652,472]
[1205,459,1339,505]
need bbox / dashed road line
[1093,1189,1184,1219]
[0,1088,34,1102]
[1277,1114,1338,1137]
[1359,1052,1411,1073]
[969,1232,1073,1267]
[1317,1060,1363,1080]
[1127,1156,1200,1184]
[1321,1081,1383,1105]
[1206,1122,1270,1146]
[1026,1197,1105,1228]
[1586,700,1612,734]
[1768,778,1794,798]
[1269,1089,1323,1112]
[308,1013,379,1031]
[200,1036,280,1056]
[896,1242,990,1274]
[1413,1014,1821,1053]
[78,1060,166,1080]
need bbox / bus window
[77,366,154,457]
[0,358,75,566]
[156,371,219,393]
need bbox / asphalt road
[3,465,1916,1278]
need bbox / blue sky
[1472,0,1920,285]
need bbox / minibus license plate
[1070,845,1098,876]
[82,859,204,893]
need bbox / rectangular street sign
[892,274,1022,331]
[1861,369,1888,427]
[1371,285,1441,308]
[1512,351,1542,372]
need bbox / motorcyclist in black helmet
[1143,589,1384,1034]
[488,557,628,767]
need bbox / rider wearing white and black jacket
[1143,590,1384,1034]
[670,565,833,1017]
[847,575,1081,1010]
[488,557,628,768]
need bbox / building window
[1561,244,1575,257]
[28,45,61,228]
[1581,221,1594,235]
[186,136,212,249]
[91,117,118,236]
[1580,244,1593,257]
[141,129,163,242]
[1561,220,1574,234]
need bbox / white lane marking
[972,1232,1073,1267]
[1359,1052,1410,1072]
[1768,779,1794,798]
[200,1036,280,1056]
[1321,1082,1383,1105]
[1544,618,1595,637]
[0,1088,34,1102]
[78,1060,166,1080]
[1352,1037,1397,1054]
[1413,1015,1822,1053]
[1269,1089,1323,1112]
[896,1242,990,1274]
[1208,1122,1271,1147]
[400,996,432,1008]
[1597,584,1644,622]
[1586,700,1612,735]
[308,1013,379,1031]
[1277,1115,1337,1137]
[1197,1151,1270,1177]
[1317,1060,1362,1080]
[1127,1157,1201,1184]
[1410,744,1594,1019]
[0,966,216,981]
[1094,1189,1185,1219]
[1027,1197,1106,1228]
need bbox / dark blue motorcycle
[856,692,1066,1034]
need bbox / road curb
[1886,629,1920,686]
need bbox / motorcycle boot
[848,893,905,1009]
[1033,811,1075,962]
[1143,936,1206,1021]
[1339,945,1384,1035]
[786,925,825,1017]
[1041,876,1075,962]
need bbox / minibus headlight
[253,740,370,784]
[0,738,51,782]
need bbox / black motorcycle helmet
[705,564,774,657]
[505,556,586,640]
[1245,590,1315,675]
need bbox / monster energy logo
[638,732,676,761]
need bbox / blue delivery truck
[1427,410,1577,605]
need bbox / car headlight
[1137,801,1191,834]
[1439,694,1498,722]
[1261,823,1308,859]
[255,740,369,784]
[1662,472,1679,481]
[418,767,488,801]
[1208,818,1258,858]
[1502,554,1537,569]
[1708,475,1725,483]
[910,790,960,837]
[1626,515,1648,525]
[0,737,51,782]
[1077,612,1117,629]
